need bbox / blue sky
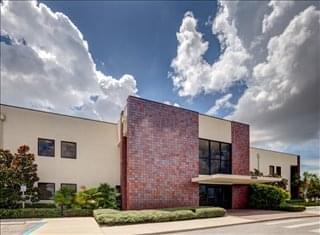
[43,0,229,114]
[1,1,319,174]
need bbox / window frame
[38,182,55,200]
[60,183,77,193]
[61,141,77,159]
[269,165,275,176]
[276,166,282,176]
[199,138,232,175]
[38,138,55,157]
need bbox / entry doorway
[199,185,232,209]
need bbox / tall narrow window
[269,165,275,176]
[38,138,55,157]
[276,166,281,176]
[199,139,209,174]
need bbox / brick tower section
[231,121,250,209]
[125,96,199,209]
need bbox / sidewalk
[100,207,320,235]
[1,207,319,235]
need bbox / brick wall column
[125,96,199,209]
[231,122,250,209]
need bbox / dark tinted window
[38,138,55,157]
[269,166,275,176]
[38,183,55,200]
[61,141,77,159]
[199,140,210,174]
[61,183,77,193]
[199,139,231,175]
[276,166,281,176]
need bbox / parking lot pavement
[0,219,45,235]
[169,217,320,235]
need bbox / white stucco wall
[250,147,298,192]
[199,114,231,143]
[0,105,120,192]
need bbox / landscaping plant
[0,146,39,208]
[54,187,75,216]
[97,183,118,209]
[250,184,289,209]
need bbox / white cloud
[163,101,181,107]
[230,5,320,146]
[0,1,138,122]
[170,3,250,97]
[172,1,319,172]
[207,93,233,116]
[262,0,295,33]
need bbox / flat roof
[250,146,299,157]
[128,95,249,126]
[0,103,117,125]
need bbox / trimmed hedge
[279,203,306,212]
[94,207,225,225]
[286,199,320,207]
[195,207,226,218]
[20,203,57,208]
[0,208,92,219]
[250,184,290,209]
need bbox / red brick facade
[125,96,199,209]
[231,121,250,209]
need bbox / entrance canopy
[192,174,282,185]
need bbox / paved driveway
[169,217,320,235]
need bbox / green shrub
[94,207,225,225]
[97,183,118,209]
[250,184,290,209]
[0,208,60,219]
[279,203,306,212]
[286,199,320,207]
[195,207,226,218]
[74,187,103,209]
[0,208,93,219]
[18,203,56,208]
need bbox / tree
[54,187,75,216]
[0,146,39,208]
[302,172,314,201]
[97,183,118,209]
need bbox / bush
[0,208,92,219]
[286,199,320,207]
[74,187,103,209]
[94,207,225,225]
[279,203,306,212]
[17,203,56,208]
[97,183,118,209]
[195,207,226,218]
[250,184,290,209]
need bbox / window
[61,183,77,193]
[199,185,232,208]
[276,166,282,176]
[199,139,232,175]
[38,138,55,157]
[61,141,77,159]
[269,165,275,176]
[38,183,55,200]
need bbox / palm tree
[302,172,316,201]
[54,187,75,216]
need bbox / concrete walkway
[1,207,319,235]
[32,217,103,235]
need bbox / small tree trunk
[60,205,64,217]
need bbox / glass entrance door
[199,185,232,209]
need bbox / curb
[138,214,320,235]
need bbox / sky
[1,0,319,174]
